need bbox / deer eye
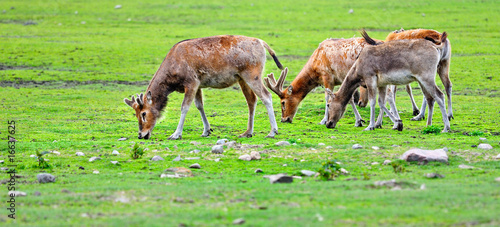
[141,112,147,122]
[281,101,285,110]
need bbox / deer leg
[378,86,403,131]
[386,88,403,130]
[406,84,420,116]
[364,86,377,131]
[438,59,453,120]
[238,79,257,138]
[241,76,278,138]
[194,89,212,137]
[420,78,450,132]
[168,85,199,140]
[349,97,365,127]
[358,86,369,107]
[412,97,427,121]
[320,92,329,125]
[385,85,396,117]
[418,81,436,127]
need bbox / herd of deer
[124,29,452,140]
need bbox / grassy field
[1,0,499,226]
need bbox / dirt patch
[0,80,148,88]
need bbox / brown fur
[124,35,282,140]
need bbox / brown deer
[357,29,453,125]
[124,35,283,140]
[326,30,451,133]
[265,38,381,126]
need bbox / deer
[325,30,451,133]
[124,35,283,140]
[265,37,381,126]
[357,28,453,126]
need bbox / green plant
[130,143,146,159]
[422,125,441,134]
[317,160,343,181]
[36,151,51,169]
[391,160,407,174]
[470,131,484,136]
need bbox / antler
[264,67,288,97]
[135,93,144,107]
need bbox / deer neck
[335,71,361,106]
[290,68,322,100]
[146,73,175,113]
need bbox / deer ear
[287,85,293,95]
[124,95,135,108]
[147,91,152,105]
[325,88,335,99]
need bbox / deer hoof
[355,119,365,127]
[363,126,374,131]
[319,119,327,125]
[413,109,420,116]
[239,132,253,138]
[393,120,403,131]
[168,135,182,140]
[448,115,454,120]
[411,115,425,121]
[375,124,382,129]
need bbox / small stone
[30,155,36,158]
[9,137,17,142]
[442,147,449,152]
[190,149,201,154]
[283,164,287,167]
[275,141,291,146]
[264,174,293,184]
[61,189,71,193]
[352,144,363,149]
[495,154,500,159]
[477,143,493,150]
[400,148,448,163]
[112,150,120,155]
[216,139,228,145]
[8,191,26,197]
[422,13,426,17]
[255,168,263,173]
[250,151,261,160]
[211,145,224,154]
[214,158,220,162]
[479,138,487,141]
[425,173,445,178]
[34,191,41,196]
[318,143,325,146]
[226,141,237,148]
[383,160,392,165]
[89,157,101,162]
[293,176,302,179]
[330,136,336,139]
[372,146,380,150]
[164,167,193,177]
[348,9,354,14]
[392,145,400,147]
[185,157,200,160]
[495,177,500,182]
[300,170,316,177]
[110,161,119,165]
[173,145,178,149]
[189,163,201,169]
[458,164,474,169]
[114,5,122,9]
[51,151,60,155]
[0,160,4,164]
[190,141,201,146]
[173,155,182,162]
[37,173,56,183]
[81,21,86,24]
[238,154,252,161]
[76,152,85,156]
[326,146,333,149]
[232,218,245,225]
[151,156,164,161]
[371,162,379,165]
[340,168,349,175]
[93,170,99,174]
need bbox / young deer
[265,38,379,126]
[326,30,451,132]
[124,35,283,140]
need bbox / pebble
[352,144,363,149]
[496,154,500,159]
[190,141,201,146]
[89,157,101,162]
[325,146,333,149]
[112,150,120,155]
[458,164,474,169]
[232,218,245,225]
[216,139,228,145]
[189,150,201,154]
[110,161,119,165]
[173,155,182,162]
[383,160,392,165]
[250,151,261,160]
[76,152,85,156]
[425,173,445,179]
[283,164,287,167]
[151,156,164,161]
[264,174,293,184]
[340,168,349,175]
[226,141,237,148]
[185,157,200,160]
[275,141,291,146]
[93,170,99,174]
[30,155,37,158]
[477,143,493,150]
[0,160,4,164]
[34,191,41,196]
[318,143,325,146]
[392,145,400,147]
[371,162,379,165]
[348,9,354,14]
[214,158,220,162]
[8,191,26,197]
[400,148,448,163]
[114,5,122,9]
[372,146,380,150]
[51,151,61,155]
[164,167,193,177]
[189,163,201,169]
[238,154,252,161]
[479,137,486,141]
[37,173,56,183]
[300,170,316,177]
[117,137,127,141]
[255,168,263,173]
[211,145,224,154]
[495,177,500,182]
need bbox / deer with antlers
[124,35,283,140]
[325,30,451,132]
[265,38,380,126]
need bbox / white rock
[189,150,201,154]
[30,155,37,158]
[189,163,201,169]
[89,157,101,162]
[216,139,228,145]
[496,154,500,159]
[238,154,252,161]
[383,160,392,165]
[371,162,379,165]
[352,144,363,149]
[372,146,380,150]
[37,173,56,183]
[318,143,325,146]
[233,218,245,225]
[326,146,333,149]
[255,168,263,173]
[250,151,261,160]
[117,137,127,141]
[479,138,487,141]
[76,152,85,156]
[0,160,3,164]
[477,143,493,150]
[214,158,220,162]
[112,150,120,155]
[301,170,316,177]
[226,141,237,148]
[495,177,500,182]
[348,9,354,14]
[151,156,164,161]
[93,170,99,174]
[283,164,288,167]
[110,161,119,165]
[190,141,201,146]
[264,173,293,184]
[172,155,182,162]
[8,191,26,197]
[400,148,448,163]
[458,164,474,169]
[340,168,349,175]
[51,151,61,155]
[275,141,291,146]
[185,157,200,160]
[114,5,122,9]
[211,145,224,154]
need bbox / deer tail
[360,29,379,45]
[261,40,284,70]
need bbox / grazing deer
[358,29,453,124]
[326,30,451,133]
[124,35,283,140]
[265,38,379,126]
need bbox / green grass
[1,0,499,226]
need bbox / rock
[352,144,363,149]
[232,218,245,225]
[264,174,293,184]
[30,154,36,158]
[211,145,224,154]
[479,138,487,141]
[425,173,445,179]
[300,170,316,177]
[238,154,252,161]
[495,177,500,182]
[151,156,164,161]
[250,151,261,160]
[255,168,263,173]
[61,189,71,193]
[400,148,448,163]
[372,146,380,150]
[226,141,237,148]
[34,191,41,196]
[275,141,291,146]
[283,164,287,167]
[75,152,85,156]
[173,155,182,162]
[392,145,400,147]
[477,143,493,150]
[50,151,61,155]
[114,5,122,9]
[214,158,220,162]
[216,139,228,145]
[112,150,120,155]
[383,160,392,165]
[190,141,201,146]
[371,162,379,165]
[185,157,200,160]
[117,137,127,141]
[9,137,17,142]
[348,9,354,14]
[0,160,4,164]
[326,146,333,149]
[318,143,325,146]
[89,157,101,162]
[8,191,26,197]
[340,168,349,175]
[110,161,119,165]
[496,154,500,159]
[293,176,302,179]
[458,164,474,169]
[442,147,449,152]
[93,170,99,174]
[37,173,56,183]
[189,163,201,169]
[164,167,193,177]
[190,149,201,154]
[173,145,178,149]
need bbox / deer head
[325,88,346,129]
[124,91,159,139]
[264,67,299,123]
